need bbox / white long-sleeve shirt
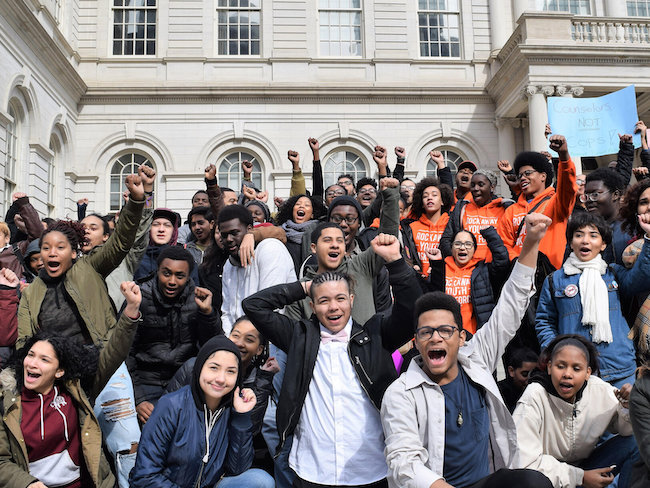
[221,238,296,334]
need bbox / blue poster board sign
[547,85,641,158]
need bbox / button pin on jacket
[564,284,578,298]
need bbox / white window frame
[109,152,155,211]
[218,151,263,190]
[534,0,592,14]
[417,0,461,58]
[216,0,261,56]
[318,0,363,57]
[323,150,367,189]
[3,104,20,213]
[111,0,157,56]
[628,0,650,16]
[426,147,465,179]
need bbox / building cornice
[1,1,86,99]
[79,86,493,105]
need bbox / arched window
[110,152,154,211]
[48,134,61,217]
[323,150,366,188]
[218,151,263,190]
[426,148,465,178]
[3,104,20,212]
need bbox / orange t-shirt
[496,159,577,270]
[410,213,450,278]
[458,198,506,262]
[444,256,478,334]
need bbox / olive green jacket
[17,197,145,348]
[0,312,138,488]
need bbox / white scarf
[562,252,612,343]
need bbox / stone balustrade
[572,16,650,44]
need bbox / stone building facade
[2,0,650,219]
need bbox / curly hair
[411,177,453,218]
[10,331,100,391]
[41,220,87,253]
[620,178,650,237]
[274,194,326,226]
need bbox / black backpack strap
[516,195,552,240]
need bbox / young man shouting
[381,213,554,488]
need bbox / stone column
[555,85,584,173]
[525,85,554,152]
[495,118,516,164]
[489,0,508,52]
[513,0,528,22]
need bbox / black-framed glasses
[358,188,376,196]
[580,190,610,203]
[517,169,539,180]
[330,215,359,225]
[401,184,416,191]
[452,241,474,250]
[326,190,345,197]
[416,325,460,341]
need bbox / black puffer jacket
[126,277,222,403]
[428,226,509,330]
[242,258,421,455]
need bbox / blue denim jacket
[536,237,650,383]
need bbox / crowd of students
[2,126,650,488]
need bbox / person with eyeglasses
[324,184,346,206]
[356,177,379,209]
[426,226,509,336]
[583,168,633,266]
[497,135,577,271]
[381,213,553,488]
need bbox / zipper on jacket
[194,461,206,488]
[354,356,374,386]
[276,410,296,460]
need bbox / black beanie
[327,195,363,221]
[191,335,242,410]
[513,151,554,188]
[245,200,271,223]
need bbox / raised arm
[242,281,306,352]
[85,175,145,278]
[288,150,307,197]
[430,150,453,189]
[615,133,634,186]
[372,234,423,351]
[205,164,225,221]
[548,135,577,222]
[472,213,549,371]
[309,138,324,199]
[393,146,405,181]
[91,281,142,399]
[14,195,43,248]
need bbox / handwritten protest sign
[547,85,641,158]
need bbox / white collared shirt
[289,318,388,485]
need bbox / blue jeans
[578,434,639,488]
[216,468,275,487]
[93,362,141,488]
[262,346,295,488]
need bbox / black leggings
[465,469,553,488]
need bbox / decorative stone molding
[556,85,584,97]
[541,85,555,97]
[495,117,526,129]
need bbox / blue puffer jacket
[535,237,650,383]
[129,386,254,488]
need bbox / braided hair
[310,271,355,299]
[41,220,87,253]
